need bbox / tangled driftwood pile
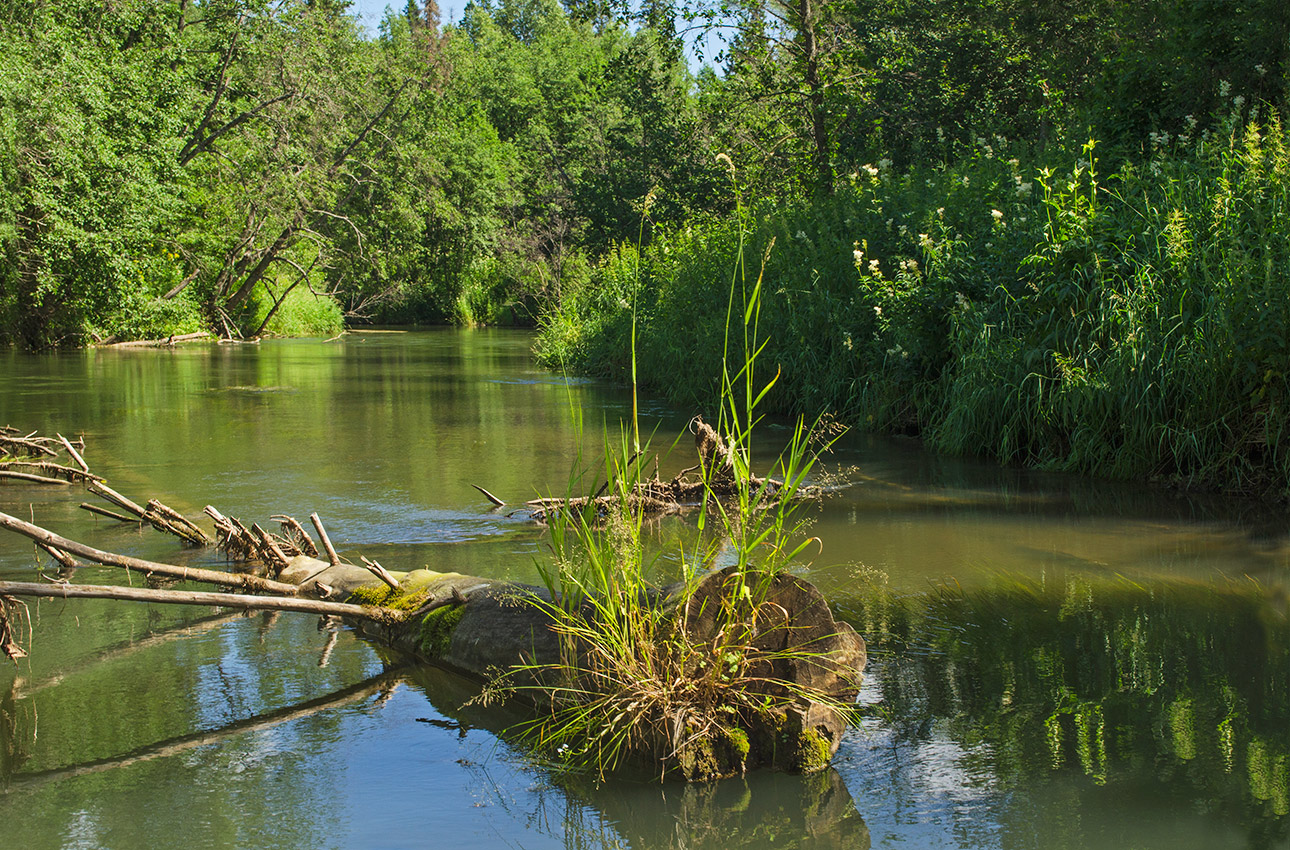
[495,417,796,523]
[0,423,864,780]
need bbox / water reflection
[839,571,1290,848]
[402,663,871,850]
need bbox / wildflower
[796,230,808,241]
[873,305,883,317]
[985,242,994,249]
[878,158,893,171]
[961,175,970,187]
[901,258,920,274]
[954,292,970,311]
[936,208,945,217]
[936,127,945,143]
[868,258,881,275]
[886,219,894,230]
[1256,64,1267,77]
[852,247,864,264]
[1185,114,1198,130]
[1008,158,1020,169]
[918,232,933,249]
[991,209,1004,222]
[1219,79,1231,98]
[1233,95,1245,110]
[898,225,908,237]
[1016,182,1032,197]
[862,163,879,178]
[843,333,853,351]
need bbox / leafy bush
[541,110,1290,496]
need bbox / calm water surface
[1,331,1287,849]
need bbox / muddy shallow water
[1,330,1287,849]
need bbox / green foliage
[542,114,1290,496]
[0,0,194,347]
[243,282,345,338]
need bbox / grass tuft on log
[488,170,862,780]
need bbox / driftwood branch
[310,513,341,567]
[36,543,80,570]
[360,556,399,590]
[272,515,318,557]
[80,503,142,524]
[471,484,506,508]
[0,461,103,484]
[0,510,298,595]
[88,482,210,546]
[0,581,400,623]
[56,434,89,473]
[0,432,59,458]
[0,470,69,486]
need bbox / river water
[0,330,1286,849]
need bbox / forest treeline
[2,0,1288,494]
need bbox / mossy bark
[279,556,865,780]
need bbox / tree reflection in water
[840,571,1290,847]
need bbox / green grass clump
[498,185,857,780]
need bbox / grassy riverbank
[538,116,1290,498]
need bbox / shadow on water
[838,570,1290,849]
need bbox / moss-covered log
[276,554,866,779]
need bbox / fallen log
[0,509,864,780]
[270,553,866,780]
[101,331,211,348]
[0,419,863,781]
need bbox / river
[1,330,1287,849]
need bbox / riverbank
[538,121,1290,500]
